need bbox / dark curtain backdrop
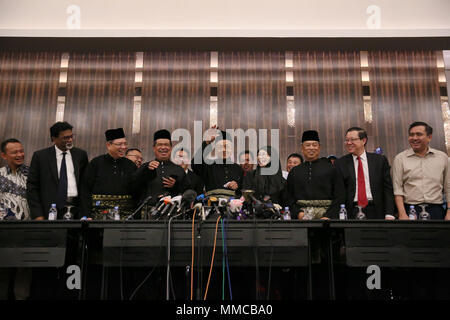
[218,51,287,164]
[292,51,365,159]
[139,51,210,161]
[0,51,60,166]
[0,50,446,168]
[368,50,445,159]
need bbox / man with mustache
[81,128,137,220]
[287,130,345,219]
[392,122,450,220]
[27,122,88,220]
[134,129,187,207]
[0,139,31,300]
[0,138,29,221]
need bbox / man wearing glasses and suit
[27,121,89,220]
[335,127,395,220]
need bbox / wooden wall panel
[139,52,210,161]
[0,52,60,166]
[64,52,136,160]
[0,49,446,168]
[218,51,287,166]
[368,50,445,162]
[292,51,365,159]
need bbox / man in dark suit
[335,127,395,220]
[334,127,396,300]
[26,122,88,220]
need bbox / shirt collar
[55,145,70,156]
[352,150,367,161]
[5,164,29,175]
[105,153,121,161]
[406,147,435,157]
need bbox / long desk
[0,220,449,300]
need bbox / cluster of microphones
[138,189,284,221]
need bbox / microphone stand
[125,195,152,221]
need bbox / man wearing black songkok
[80,128,137,219]
[287,130,345,219]
[134,129,187,206]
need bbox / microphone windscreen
[182,189,197,203]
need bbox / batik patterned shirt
[0,165,30,220]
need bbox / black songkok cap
[105,128,125,141]
[301,130,320,142]
[154,129,171,142]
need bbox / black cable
[129,219,168,300]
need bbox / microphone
[167,195,182,217]
[126,195,153,220]
[177,189,198,214]
[160,197,174,216]
[196,194,206,202]
[149,193,170,215]
[229,198,243,213]
[218,197,229,207]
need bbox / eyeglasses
[344,138,361,143]
[61,134,75,141]
[111,142,128,147]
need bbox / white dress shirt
[55,146,78,197]
[352,151,373,202]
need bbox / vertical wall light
[56,52,69,122]
[360,51,373,124]
[285,51,295,127]
[210,51,218,128]
[437,50,450,155]
[132,52,143,135]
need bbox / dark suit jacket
[26,146,89,219]
[335,152,395,219]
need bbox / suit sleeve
[381,155,395,216]
[26,152,44,219]
[191,141,208,180]
[325,167,346,219]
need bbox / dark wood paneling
[368,50,445,162]
[64,52,136,160]
[292,51,365,159]
[139,52,210,161]
[0,52,60,165]
[218,51,287,166]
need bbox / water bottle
[112,206,120,221]
[283,207,291,221]
[356,205,366,220]
[339,204,347,220]
[408,205,417,220]
[48,204,57,221]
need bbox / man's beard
[65,143,74,150]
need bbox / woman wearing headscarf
[242,146,286,205]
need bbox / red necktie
[357,156,368,208]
